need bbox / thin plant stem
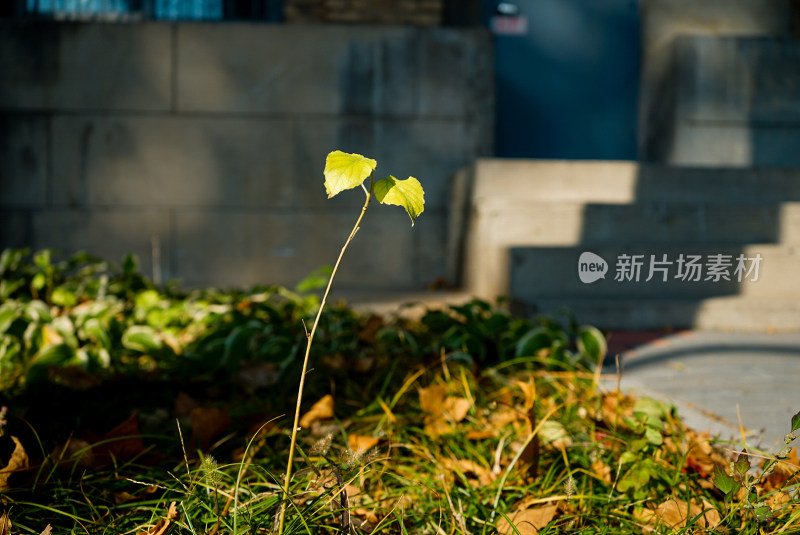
[277,173,374,534]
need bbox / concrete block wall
[668,36,800,166]
[0,21,493,292]
[638,0,795,164]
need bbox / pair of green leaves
[323,151,425,226]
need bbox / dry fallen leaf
[137,502,179,535]
[684,432,721,476]
[465,429,497,440]
[442,458,496,487]
[515,379,536,410]
[174,392,201,418]
[418,385,447,413]
[348,434,380,453]
[488,406,520,429]
[592,459,612,484]
[655,497,720,529]
[0,511,11,535]
[190,406,231,451]
[82,412,145,468]
[419,385,471,435]
[300,395,335,428]
[51,438,94,469]
[762,447,800,492]
[0,436,29,491]
[443,397,471,422]
[496,503,558,535]
[356,314,383,344]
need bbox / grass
[0,249,799,534]
[3,351,799,534]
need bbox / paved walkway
[603,330,800,449]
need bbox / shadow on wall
[0,22,176,282]
[508,163,798,330]
[1,22,494,293]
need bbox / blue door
[490,0,640,159]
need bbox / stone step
[457,160,800,303]
[470,159,800,205]
[470,201,800,247]
[513,296,800,332]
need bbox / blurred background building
[2,0,799,330]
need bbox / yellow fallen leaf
[442,458,496,486]
[443,396,471,422]
[299,395,335,428]
[0,436,29,491]
[419,385,470,436]
[515,379,536,410]
[496,503,558,535]
[591,459,612,484]
[136,502,178,535]
[418,385,447,414]
[655,497,720,529]
[466,429,497,440]
[489,406,520,429]
[0,512,10,535]
[348,434,380,453]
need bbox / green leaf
[538,420,571,447]
[33,249,51,268]
[82,318,112,351]
[27,343,79,383]
[31,272,46,291]
[754,505,773,522]
[713,466,741,496]
[51,286,77,307]
[25,300,52,323]
[791,409,800,433]
[633,397,673,425]
[135,289,162,312]
[644,427,663,446]
[515,327,553,357]
[122,325,162,354]
[576,325,607,364]
[0,303,20,334]
[618,467,650,492]
[122,253,139,275]
[734,449,751,476]
[0,248,24,276]
[295,266,333,293]
[373,175,425,226]
[323,150,377,198]
[0,334,21,365]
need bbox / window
[20,0,280,20]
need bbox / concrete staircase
[455,159,800,331]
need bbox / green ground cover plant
[2,246,798,535]
[0,151,798,534]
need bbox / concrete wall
[0,21,493,293]
[638,0,794,164]
[667,36,800,166]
